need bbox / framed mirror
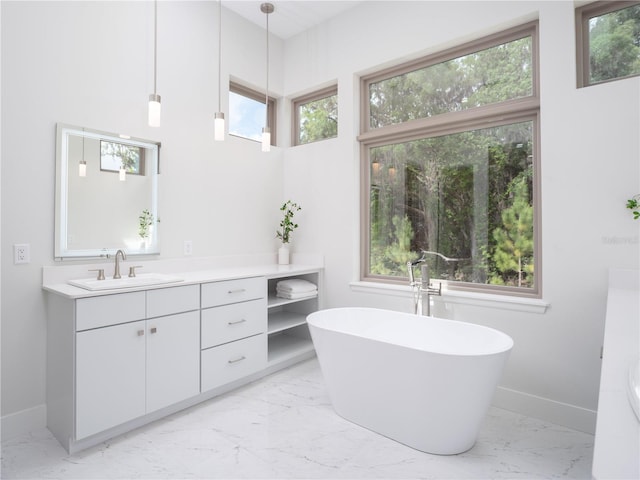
[55,123,161,259]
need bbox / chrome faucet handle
[128,266,143,278]
[89,268,105,280]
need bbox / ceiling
[223,1,364,39]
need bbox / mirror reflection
[55,124,161,259]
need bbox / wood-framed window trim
[576,1,640,88]
[360,21,539,137]
[229,81,277,145]
[358,20,542,298]
[292,85,338,146]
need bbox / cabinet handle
[228,356,246,364]
[228,288,246,294]
[228,318,247,326]
[137,330,145,336]
[150,327,157,334]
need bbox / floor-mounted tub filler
[307,307,513,455]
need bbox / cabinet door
[76,320,146,439]
[146,311,200,413]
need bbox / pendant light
[148,0,161,127]
[261,3,274,152]
[214,0,225,141]
[78,130,87,177]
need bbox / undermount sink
[69,273,184,291]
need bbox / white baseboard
[494,386,597,434]
[1,389,596,443]
[1,404,47,441]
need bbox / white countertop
[592,269,640,480]
[43,254,323,299]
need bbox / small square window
[293,86,338,145]
[576,1,640,87]
[229,82,276,145]
[100,140,145,175]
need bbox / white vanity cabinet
[200,277,267,392]
[47,285,200,450]
[45,263,322,453]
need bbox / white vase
[278,244,290,265]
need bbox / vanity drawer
[201,277,265,308]
[76,292,146,331]
[146,284,199,318]
[201,298,266,349]
[201,334,266,392]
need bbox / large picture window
[360,22,540,296]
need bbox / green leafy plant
[627,195,640,220]
[276,201,301,244]
[139,209,159,239]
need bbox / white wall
[2,0,638,439]
[1,1,286,436]
[282,0,640,433]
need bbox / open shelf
[266,271,320,368]
[268,294,317,309]
[267,332,314,365]
[268,311,308,334]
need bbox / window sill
[349,281,549,314]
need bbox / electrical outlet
[183,240,193,256]
[14,244,30,264]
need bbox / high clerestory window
[229,81,277,146]
[576,1,640,87]
[292,86,338,145]
[359,21,541,297]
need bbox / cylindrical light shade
[119,167,126,181]
[148,93,161,127]
[79,160,87,177]
[214,112,225,141]
[261,127,271,152]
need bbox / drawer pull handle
[137,330,145,336]
[228,319,247,325]
[228,288,246,294]
[150,327,157,334]
[228,356,246,364]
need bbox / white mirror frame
[55,123,161,259]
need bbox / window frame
[358,21,542,298]
[576,1,640,88]
[292,85,338,146]
[229,81,277,146]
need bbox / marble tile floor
[2,358,594,480]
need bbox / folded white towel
[276,290,317,300]
[276,279,317,293]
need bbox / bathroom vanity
[43,257,322,453]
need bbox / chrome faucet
[407,253,442,316]
[113,249,127,279]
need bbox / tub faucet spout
[407,257,441,316]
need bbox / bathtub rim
[307,306,514,357]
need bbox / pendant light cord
[265,8,269,127]
[153,0,158,95]
[218,0,222,112]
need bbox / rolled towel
[276,278,317,294]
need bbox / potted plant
[276,200,301,264]
[138,209,159,248]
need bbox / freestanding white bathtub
[307,307,513,455]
